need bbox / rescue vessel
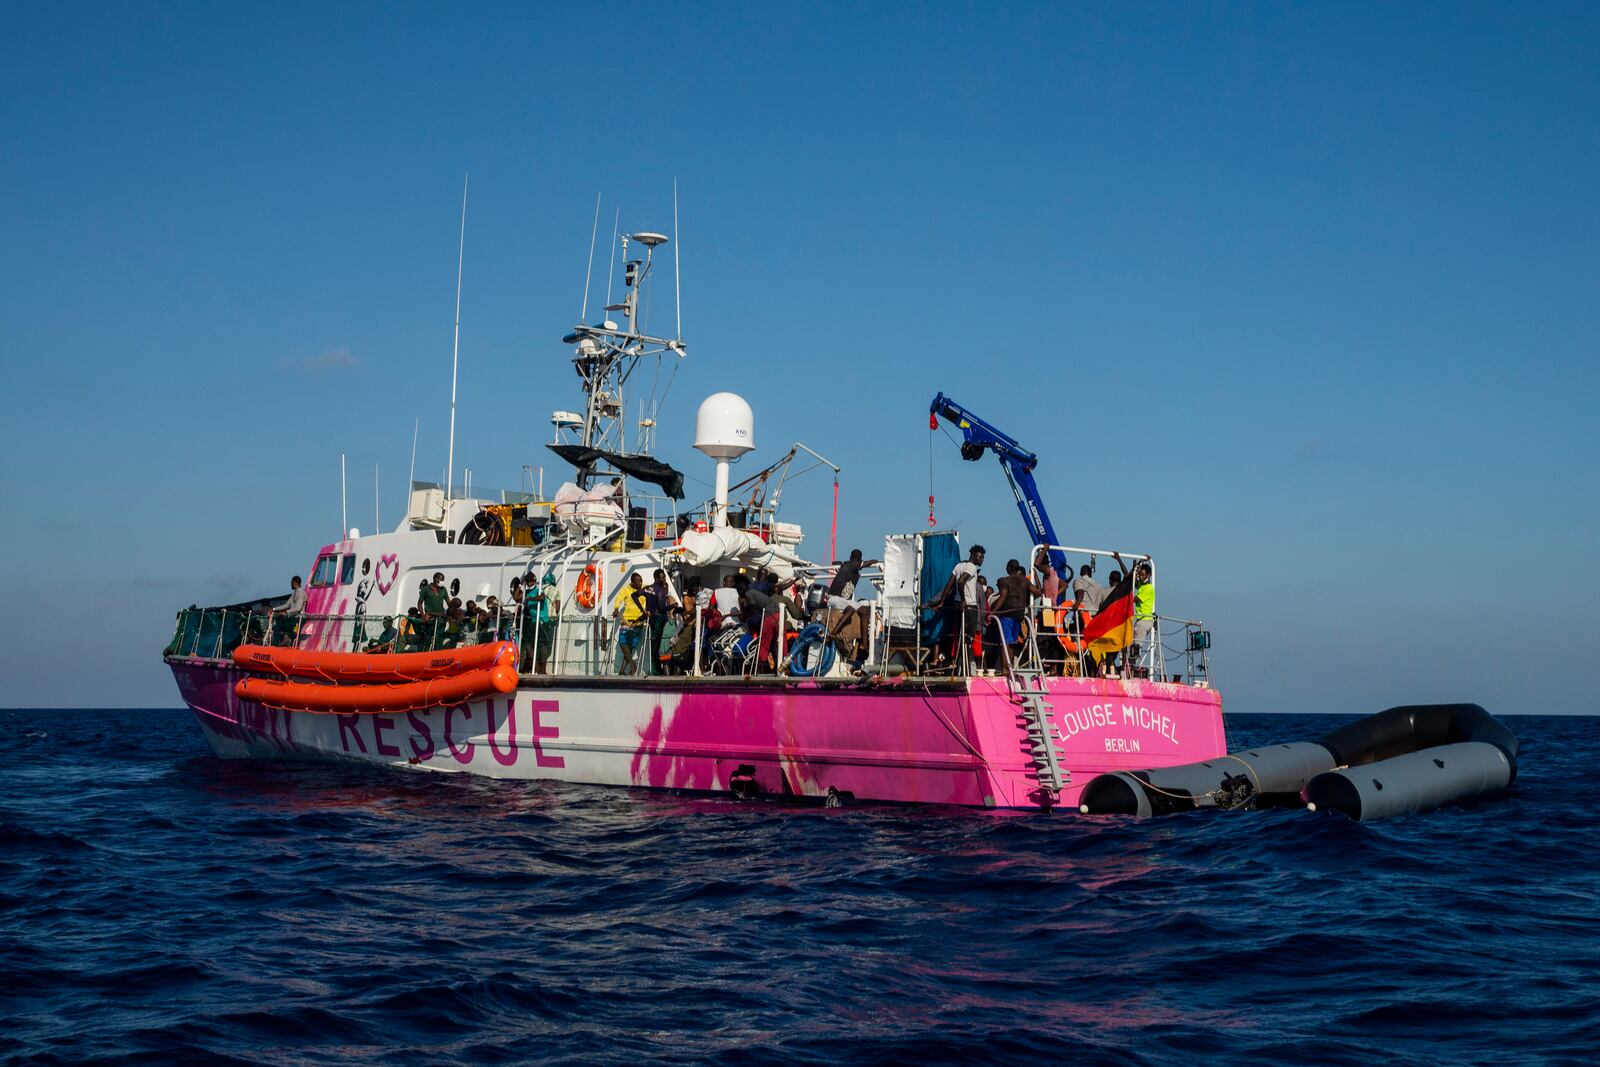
[164,211,1231,811]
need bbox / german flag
[1082,573,1135,654]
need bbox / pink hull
[170,659,1227,809]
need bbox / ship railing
[165,606,251,659]
[1013,601,1210,683]
[163,606,528,661]
[1010,541,1213,684]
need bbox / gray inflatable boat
[1077,703,1519,822]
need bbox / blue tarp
[919,531,959,646]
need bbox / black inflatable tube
[1314,703,1518,782]
[1304,742,1515,820]
[1077,773,1148,816]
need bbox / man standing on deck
[644,570,677,676]
[927,545,984,667]
[269,575,306,646]
[1117,553,1156,678]
[1071,561,1106,615]
[418,571,448,650]
[991,559,1041,667]
[528,572,559,674]
[419,573,447,617]
[612,572,649,675]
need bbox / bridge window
[310,554,339,588]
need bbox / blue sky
[2,2,1595,712]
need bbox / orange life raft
[232,640,519,714]
[235,665,517,715]
[232,641,516,683]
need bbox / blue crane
[929,392,1068,577]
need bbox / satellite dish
[633,231,669,248]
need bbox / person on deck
[1100,567,1126,672]
[991,559,1042,667]
[366,615,398,654]
[758,576,806,673]
[825,548,879,641]
[269,575,306,647]
[440,599,465,649]
[711,574,742,625]
[413,573,447,649]
[398,607,425,652]
[644,570,677,676]
[480,597,501,646]
[927,544,984,667]
[1033,549,1065,673]
[1117,553,1156,678]
[612,572,649,675]
[744,574,773,626]
[1067,563,1106,671]
[528,573,559,674]
[419,573,447,618]
[1070,562,1105,613]
[682,575,707,618]
[1034,549,1061,605]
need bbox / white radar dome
[694,392,755,459]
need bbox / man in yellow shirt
[1128,556,1155,677]
[612,572,649,675]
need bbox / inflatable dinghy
[231,641,519,715]
[1077,703,1518,821]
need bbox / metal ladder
[999,643,1068,805]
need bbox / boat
[164,208,1234,811]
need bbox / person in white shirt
[269,575,307,646]
[711,574,742,622]
[928,545,985,662]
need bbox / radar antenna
[561,209,686,476]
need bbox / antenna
[447,172,468,501]
[603,206,620,315]
[673,178,682,342]
[408,416,419,492]
[374,462,380,532]
[580,192,601,322]
[340,452,348,538]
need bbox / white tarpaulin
[881,534,920,628]
[678,527,811,578]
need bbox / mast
[561,220,685,484]
[447,172,468,501]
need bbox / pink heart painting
[375,553,399,595]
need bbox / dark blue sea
[2,710,1596,1066]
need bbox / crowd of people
[249,538,1156,679]
[924,545,1157,677]
[607,558,869,677]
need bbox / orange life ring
[574,565,599,611]
[1055,604,1095,654]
